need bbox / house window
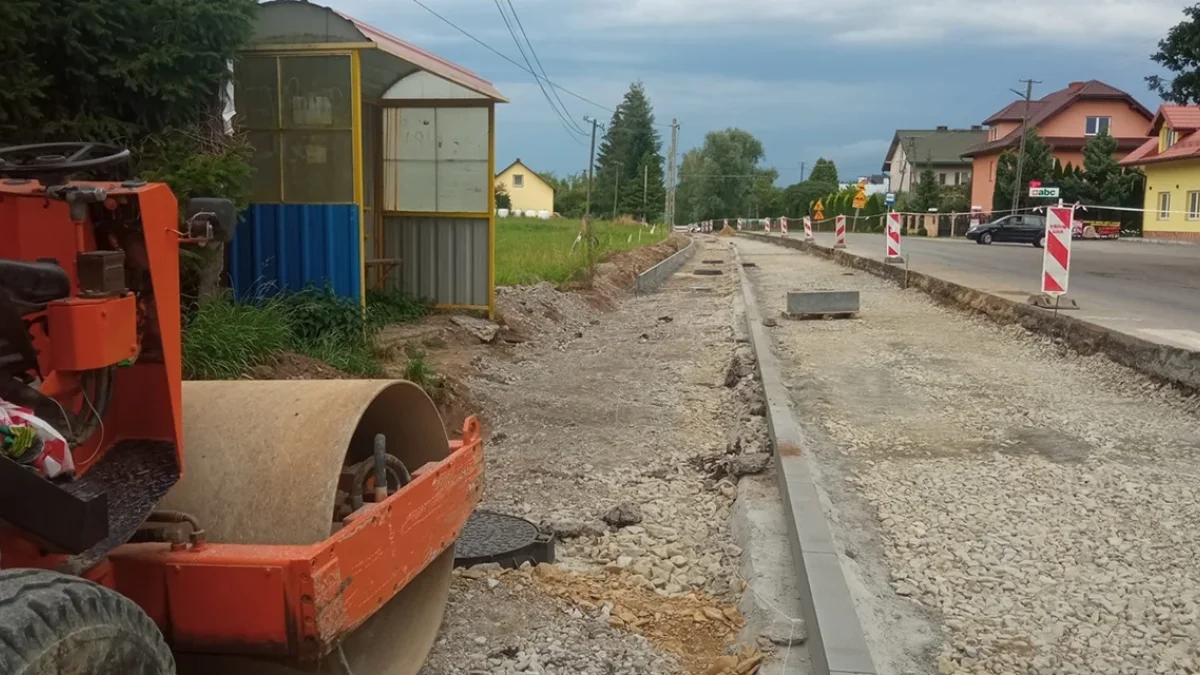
[1165,129,1178,150]
[1159,191,1171,220]
[513,174,525,188]
[990,127,998,141]
[938,172,947,186]
[1085,116,1111,136]
[1189,191,1200,220]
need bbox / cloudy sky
[340,0,1186,184]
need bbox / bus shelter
[230,0,507,315]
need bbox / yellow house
[1121,104,1200,241]
[496,159,555,214]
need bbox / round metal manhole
[454,510,555,569]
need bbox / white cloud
[564,0,1183,46]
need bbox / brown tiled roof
[1121,105,1200,166]
[1157,105,1200,132]
[965,80,1153,157]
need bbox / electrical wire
[408,0,673,127]
[491,0,584,143]
[504,0,584,135]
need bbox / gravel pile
[422,238,774,675]
[735,237,1200,675]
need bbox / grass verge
[182,286,431,380]
[495,217,668,286]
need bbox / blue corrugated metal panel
[230,204,361,300]
[379,216,488,306]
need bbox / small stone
[486,578,500,590]
[603,502,643,528]
[762,317,777,328]
[616,555,633,568]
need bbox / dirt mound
[246,352,348,380]
[527,563,761,675]
[717,225,736,237]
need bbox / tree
[911,166,942,212]
[1077,132,1141,207]
[1147,5,1200,104]
[543,171,589,218]
[674,128,769,220]
[992,129,1055,211]
[592,82,666,221]
[808,158,839,185]
[495,182,512,210]
[0,0,257,305]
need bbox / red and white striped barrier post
[780,217,788,236]
[764,218,771,233]
[884,211,903,263]
[803,216,813,241]
[1041,206,1073,297]
[834,215,847,248]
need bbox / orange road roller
[0,142,483,674]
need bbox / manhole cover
[454,510,555,569]
[693,269,723,276]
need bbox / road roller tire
[0,569,175,675]
[167,380,457,675]
[174,547,455,675]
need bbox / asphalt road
[787,231,1200,351]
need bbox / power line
[503,0,583,135]
[408,0,673,128]
[491,0,583,143]
[409,0,611,113]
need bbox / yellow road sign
[812,199,825,221]
[852,179,867,210]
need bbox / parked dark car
[965,214,1047,247]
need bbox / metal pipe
[373,434,388,503]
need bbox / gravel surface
[420,238,776,675]
[736,236,1200,675]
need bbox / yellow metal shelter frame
[238,42,498,318]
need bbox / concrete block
[787,290,860,317]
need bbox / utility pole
[583,116,600,273]
[1010,78,1041,215]
[642,164,648,223]
[799,161,806,182]
[665,118,679,226]
[612,161,622,220]
[584,116,599,221]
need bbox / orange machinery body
[0,179,483,662]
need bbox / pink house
[963,81,1153,210]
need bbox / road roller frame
[0,143,484,672]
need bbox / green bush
[182,285,431,380]
[181,294,292,380]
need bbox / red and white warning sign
[885,212,902,260]
[835,215,847,248]
[780,217,788,235]
[1041,206,1073,296]
[803,216,813,241]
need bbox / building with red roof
[1121,104,1200,241]
[963,81,1153,210]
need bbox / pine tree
[593,82,665,221]
[912,166,942,212]
[808,158,839,186]
[992,129,1055,211]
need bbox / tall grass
[181,286,431,380]
[495,217,668,286]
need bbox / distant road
[789,231,1200,351]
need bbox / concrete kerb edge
[635,235,698,295]
[732,245,879,675]
[740,232,1200,394]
